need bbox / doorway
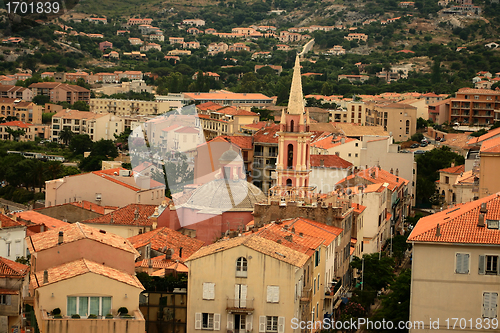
[234,314,246,333]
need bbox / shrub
[106,313,113,319]
[52,308,61,315]
[118,307,128,315]
[71,314,80,319]
[88,314,97,319]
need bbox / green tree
[72,101,90,111]
[5,127,26,142]
[58,128,74,145]
[69,134,94,155]
[351,253,395,292]
[91,139,118,159]
[79,156,103,172]
[33,95,51,105]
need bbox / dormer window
[487,220,499,229]
[236,257,247,277]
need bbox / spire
[287,55,305,115]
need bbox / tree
[79,156,103,172]
[69,134,94,155]
[58,128,74,145]
[351,253,395,292]
[5,127,26,142]
[32,95,50,105]
[72,101,90,111]
[91,139,118,159]
[416,117,428,130]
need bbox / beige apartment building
[408,193,500,332]
[365,101,417,141]
[0,98,43,123]
[29,82,91,104]
[90,98,170,116]
[479,137,500,198]
[329,101,368,125]
[45,167,165,208]
[0,85,32,101]
[27,222,145,333]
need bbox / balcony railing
[226,299,254,311]
[300,288,312,303]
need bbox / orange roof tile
[439,164,465,174]
[0,214,25,228]
[0,257,28,277]
[352,202,367,214]
[408,193,500,244]
[480,136,500,153]
[0,121,29,128]
[148,262,189,275]
[27,222,139,255]
[310,154,353,169]
[15,211,69,230]
[280,217,343,246]
[253,124,280,143]
[128,227,204,261]
[31,259,144,289]
[337,166,408,191]
[82,204,157,227]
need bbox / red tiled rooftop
[310,154,353,169]
[408,193,500,244]
[15,211,69,230]
[0,214,25,228]
[480,136,500,153]
[82,204,157,227]
[253,124,280,143]
[0,257,28,277]
[438,164,465,174]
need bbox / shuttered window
[266,286,279,303]
[455,253,470,274]
[202,283,215,300]
[483,292,498,319]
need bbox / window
[487,220,499,229]
[0,295,11,305]
[203,282,215,300]
[6,243,10,257]
[455,253,469,274]
[67,296,111,317]
[236,257,247,277]
[483,292,498,319]
[266,316,278,332]
[266,286,279,303]
[479,255,500,275]
[314,250,320,266]
[313,278,316,295]
[194,313,220,330]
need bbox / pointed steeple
[287,55,305,115]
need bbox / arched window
[290,120,294,132]
[236,257,247,277]
[286,178,292,187]
[287,144,294,169]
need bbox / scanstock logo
[128,104,251,228]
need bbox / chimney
[43,270,49,284]
[291,227,295,233]
[134,208,139,220]
[284,235,293,242]
[478,213,485,227]
[435,223,441,237]
[480,202,487,214]
[283,225,289,230]
[396,168,399,176]
[110,213,114,224]
[276,239,282,244]
[179,247,183,258]
[340,137,345,144]
[451,162,455,168]
[40,224,44,233]
[166,248,173,259]
[58,231,64,245]
[299,232,304,237]
[390,168,393,174]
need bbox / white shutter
[278,317,285,333]
[246,314,253,331]
[479,255,486,275]
[235,284,240,307]
[483,293,491,318]
[195,313,202,330]
[266,286,273,302]
[464,254,470,274]
[491,293,498,318]
[240,285,247,308]
[227,314,234,330]
[456,253,463,273]
[209,283,215,300]
[214,313,221,331]
[203,283,208,299]
[273,286,279,303]
[259,316,266,332]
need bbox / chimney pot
[480,202,487,214]
[478,213,485,227]
[58,231,64,245]
[43,270,49,284]
[436,223,441,237]
[179,247,183,258]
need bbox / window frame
[236,257,248,278]
[66,296,112,318]
[455,253,470,274]
[266,316,278,332]
[202,313,214,330]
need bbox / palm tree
[59,128,74,145]
[5,127,25,142]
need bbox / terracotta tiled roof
[82,204,157,227]
[254,223,324,252]
[0,257,28,277]
[408,193,500,244]
[253,124,280,143]
[340,183,387,195]
[481,136,500,153]
[70,201,117,214]
[334,123,389,137]
[337,166,408,191]
[0,214,25,228]
[27,222,139,255]
[216,106,258,117]
[128,227,204,261]
[31,259,144,290]
[14,211,69,230]
[456,170,477,185]
[352,202,367,214]
[209,135,253,150]
[0,121,29,128]
[311,136,356,150]
[310,154,353,169]
[186,233,310,267]
[91,168,165,191]
[280,217,343,246]
[197,101,223,111]
[135,256,190,273]
[184,92,272,101]
[148,263,189,276]
[439,164,465,174]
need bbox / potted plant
[105,313,114,319]
[118,307,128,317]
[88,314,97,319]
[53,314,63,319]
[71,314,81,319]
[52,308,61,318]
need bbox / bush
[53,314,63,319]
[71,314,81,319]
[52,308,61,315]
[118,307,128,315]
[88,314,97,319]
[106,313,113,319]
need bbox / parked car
[414,150,426,154]
[420,142,428,147]
[410,143,420,148]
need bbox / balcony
[226,299,254,312]
[300,288,312,303]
